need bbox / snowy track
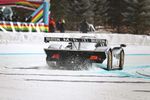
[0,54,150,100]
[0,33,150,100]
[0,65,150,100]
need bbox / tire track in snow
[136,71,150,77]
[25,78,150,84]
[0,72,128,78]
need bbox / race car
[44,36,126,70]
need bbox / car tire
[119,50,125,70]
[107,50,113,70]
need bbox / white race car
[44,36,126,70]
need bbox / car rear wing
[44,37,107,44]
[44,37,108,49]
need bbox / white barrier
[0,32,150,46]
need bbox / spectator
[12,12,18,22]
[2,7,13,21]
[56,20,60,31]
[49,17,56,32]
[0,11,3,20]
[79,19,89,33]
[57,18,65,33]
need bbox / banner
[0,0,42,8]
[0,0,26,4]
[0,21,49,32]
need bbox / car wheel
[107,50,113,70]
[119,50,125,70]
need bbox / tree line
[50,0,150,34]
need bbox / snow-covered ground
[0,32,150,100]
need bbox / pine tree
[64,0,92,30]
[92,0,107,26]
[50,0,66,20]
[123,0,150,34]
[104,0,127,33]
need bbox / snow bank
[0,32,45,44]
[0,32,150,46]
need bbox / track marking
[0,53,150,56]
[126,54,150,56]
[133,90,150,93]
[0,53,45,55]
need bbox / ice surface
[0,32,150,100]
